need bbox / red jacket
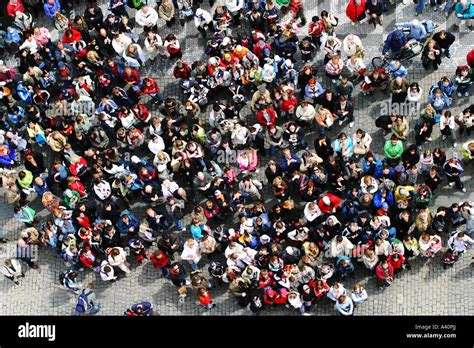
[69,157,88,177]
[142,79,161,94]
[150,252,169,269]
[346,0,367,22]
[198,291,212,306]
[122,69,141,86]
[308,20,325,37]
[69,179,86,197]
[62,28,82,44]
[280,97,298,113]
[375,263,394,280]
[256,107,277,126]
[173,64,191,79]
[317,194,341,214]
[7,0,24,16]
[387,254,405,270]
[467,49,474,69]
[79,251,95,268]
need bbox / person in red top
[67,176,87,197]
[346,0,367,24]
[197,288,216,310]
[256,107,277,127]
[375,260,394,288]
[150,249,170,278]
[173,60,191,79]
[7,0,25,17]
[467,48,474,69]
[79,246,96,269]
[279,92,298,119]
[318,194,342,214]
[308,16,325,46]
[263,288,288,305]
[121,65,141,87]
[141,77,165,104]
[289,0,306,26]
[62,28,82,44]
[387,252,407,275]
[310,279,330,299]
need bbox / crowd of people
[0,0,473,316]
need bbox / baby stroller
[441,249,460,269]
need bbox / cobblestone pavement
[0,0,474,316]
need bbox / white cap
[131,156,141,164]
[322,196,331,205]
[412,19,419,27]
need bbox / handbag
[356,12,366,21]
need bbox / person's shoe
[445,11,449,17]
[465,92,470,97]
[21,273,25,277]
[462,187,467,193]
[449,182,455,187]
[349,122,354,128]
[338,120,343,126]
[31,263,39,269]
[458,92,462,98]
[14,281,19,285]
[415,12,420,16]
[0,238,7,243]
[302,313,311,316]
[453,143,457,148]
[433,6,437,11]
[446,51,451,58]
[442,135,446,140]
[427,137,433,141]
[180,227,187,232]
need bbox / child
[197,288,216,310]
[128,238,148,264]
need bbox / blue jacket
[428,86,451,111]
[44,0,61,18]
[362,156,384,179]
[116,211,140,234]
[280,154,302,174]
[388,61,408,79]
[17,84,32,103]
[382,30,408,55]
[455,2,474,19]
[305,82,325,99]
[435,80,455,97]
[400,22,427,41]
[333,138,354,158]
[8,107,25,126]
[373,191,395,208]
[336,256,355,273]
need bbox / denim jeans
[188,260,200,271]
[457,85,471,94]
[415,0,426,13]
[172,216,184,231]
[465,217,472,235]
[444,0,454,13]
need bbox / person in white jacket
[194,8,214,37]
[107,247,130,276]
[440,110,457,148]
[327,282,347,302]
[335,295,354,316]
[448,231,474,254]
[135,4,159,32]
[2,258,23,285]
[329,235,354,258]
[295,99,316,126]
[181,239,201,271]
[304,202,322,223]
[320,36,342,63]
[99,260,118,282]
[112,33,132,56]
[352,129,372,156]
[93,179,112,201]
[342,34,364,58]
[144,31,164,62]
[225,0,245,27]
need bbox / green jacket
[17,170,33,189]
[384,140,403,159]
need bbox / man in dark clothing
[432,30,456,58]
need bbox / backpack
[75,293,89,313]
[59,271,68,286]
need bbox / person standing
[2,259,24,285]
[443,158,467,192]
